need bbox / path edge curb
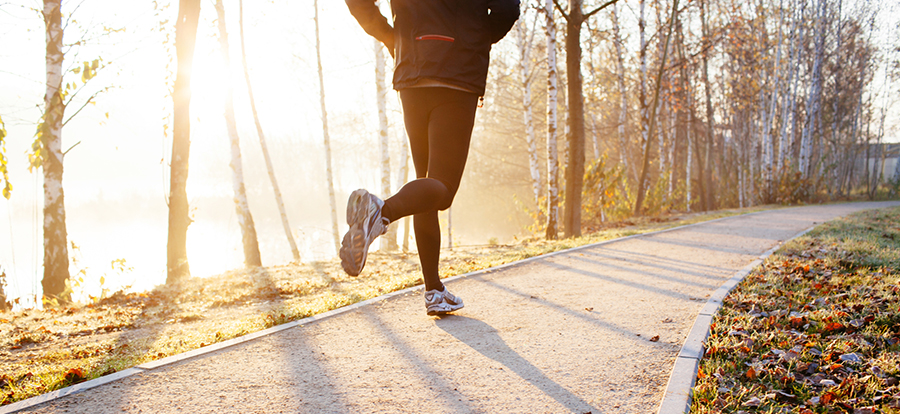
[0,207,788,414]
[655,226,817,414]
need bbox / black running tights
[380,87,479,292]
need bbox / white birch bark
[216,0,261,268]
[40,0,71,300]
[397,127,411,251]
[639,0,650,185]
[611,3,631,179]
[762,0,786,194]
[737,122,745,208]
[312,0,341,254]
[829,0,844,184]
[545,0,560,240]
[239,0,301,261]
[667,99,676,200]
[777,0,801,173]
[799,0,826,180]
[515,19,542,208]
[686,92,693,211]
[590,113,601,161]
[375,38,398,251]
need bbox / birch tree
[397,127,411,251]
[611,3,631,181]
[698,0,715,211]
[0,115,9,200]
[799,0,826,180]
[634,0,679,215]
[544,0,560,240]
[777,0,802,173]
[239,0,301,262]
[761,0,786,199]
[38,0,70,299]
[215,0,261,267]
[167,0,201,284]
[375,36,398,251]
[516,18,542,209]
[314,0,341,254]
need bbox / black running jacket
[346,0,520,96]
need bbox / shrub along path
[14,201,900,414]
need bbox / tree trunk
[167,0,201,284]
[397,128,411,252]
[611,3,632,182]
[40,0,71,301]
[312,0,341,254]
[375,38,398,251]
[590,113,601,160]
[239,0,301,262]
[799,0,826,181]
[762,0,786,200]
[563,0,585,238]
[545,0,560,240]
[699,0,715,211]
[638,0,649,193]
[515,20,542,209]
[215,0,261,268]
[634,0,678,215]
[777,0,802,174]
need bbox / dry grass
[0,206,765,406]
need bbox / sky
[0,0,406,305]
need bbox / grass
[0,205,769,406]
[691,206,900,413]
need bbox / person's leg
[383,88,478,292]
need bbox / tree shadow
[433,314,597,413]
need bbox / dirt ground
[12,201,900,414]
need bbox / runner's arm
[346,0,395,56]
[486,0,520,44]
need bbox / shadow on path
[434,315,596,413]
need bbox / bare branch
[62,87,108,127]
[62,141,81,156]
[584,0,621,19]
[551,0,569,21]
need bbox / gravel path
[16,202,900,414]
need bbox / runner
[343,0,519,315]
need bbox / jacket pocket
[414,34,456,74]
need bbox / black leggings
[380,87,479,292]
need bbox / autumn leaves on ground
[0,208,745,406]
[692,207,900,413]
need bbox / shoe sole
[340,189,372,276]
[426,302,464,316]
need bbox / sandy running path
[18,202,900,414]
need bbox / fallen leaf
[745,367,757,380]
[649,335,660,342]
[64,368,85,383]
[839,353,863,364]
[819,379,837,387]
[782,349,800,363]
[775,390,798,403]
[742,396,762,407]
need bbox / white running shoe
[424,287,464,316]
[340,189,389,276]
